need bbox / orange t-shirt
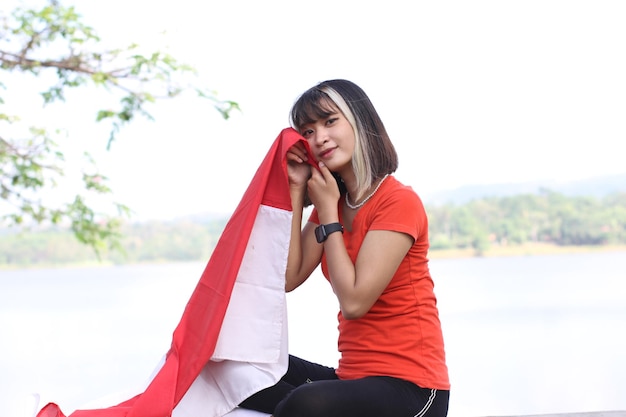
[310,176,450,390]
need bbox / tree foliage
[427,190,626,255]
[0,1,238,255]
[0,217,228,267]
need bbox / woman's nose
[312,127,329,145]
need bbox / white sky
[5,0,626,219]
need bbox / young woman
[240,79,450,417]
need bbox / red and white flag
[37,128,311,417]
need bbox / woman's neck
[339,171,358,197]
[345,174,388,207]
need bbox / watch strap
[315,222,344,243]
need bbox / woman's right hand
[286,142,312,189]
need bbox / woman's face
[300,104,355,173]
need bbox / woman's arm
[310,163,413,319]
[323,229,413,319]
[284,142,323,292]
[285,188,323,292]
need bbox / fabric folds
[36,128,309,417]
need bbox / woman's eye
[326,117,338,125]
[301,129,313,137]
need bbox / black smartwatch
[314,222,344,243]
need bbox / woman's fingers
[317,162,334,181]
[308,162,340,203]
[287,143,308,163]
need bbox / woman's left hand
[307,162,340,221]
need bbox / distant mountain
[421,173,626,205]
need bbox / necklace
[345,174,390,209]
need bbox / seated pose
[240,79,450,417]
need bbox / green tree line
[427,189,626,255]
[1,190,625,268]
[0,218,227,267]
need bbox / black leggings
[239,355,449,417]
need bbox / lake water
[1,251,625,417]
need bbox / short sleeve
[368,187,427,242]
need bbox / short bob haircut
[290,79,398,201]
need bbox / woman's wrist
[317,210,339,225]
[289,185,307,207]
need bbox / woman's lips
[319,147,335,159]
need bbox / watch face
[315,225,325,243]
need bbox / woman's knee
[273,383,334,417]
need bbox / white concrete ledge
[488,412,626,417]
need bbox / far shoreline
[1,244,625,271]
[428,243,626,259]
